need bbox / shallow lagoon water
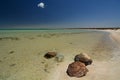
[0,29,119,80]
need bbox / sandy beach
[0,29,120,80]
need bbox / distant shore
[0,28,120,30]
[65,28,120,30]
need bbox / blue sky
[0,0,120,28]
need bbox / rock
[66,61,88,78]
[74,53,92,66]
[44,52,57,59]
[55,54,64,62]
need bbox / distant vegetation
[65,27,120,30]
[0,27,120,30]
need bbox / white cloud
[37,2,45,8]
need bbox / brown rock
[44,52,57,59]
[74,53,92,66]
[66,61,88,78]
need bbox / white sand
[0,30,120,80]
[49,30,120,80]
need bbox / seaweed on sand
[9,63,16,67]
[0,60,2,62]
[9,51,15,54]
[37,33,61,38]
[44,64,49,73]
[0,37,20,40]
[37,34,42,37]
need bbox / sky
[0,0,120,28]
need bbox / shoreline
[50,30,120,80]
[104,29,120,47]
[0,29,120,80]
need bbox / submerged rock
[55,54,64,62]
[74,53,92,66]
[44,52,57,59]
[66,61,88,78]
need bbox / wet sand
[50,30,120,80]
[0,29,120,80]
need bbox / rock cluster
[66,53,92,78]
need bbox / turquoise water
[0,29,98,33]
[0,29,104,38]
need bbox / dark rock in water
[44,52,57,59]
[74,53,92,66]
[55,54,64,62]
[66,61,88,78]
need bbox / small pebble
[55,54,64,62]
